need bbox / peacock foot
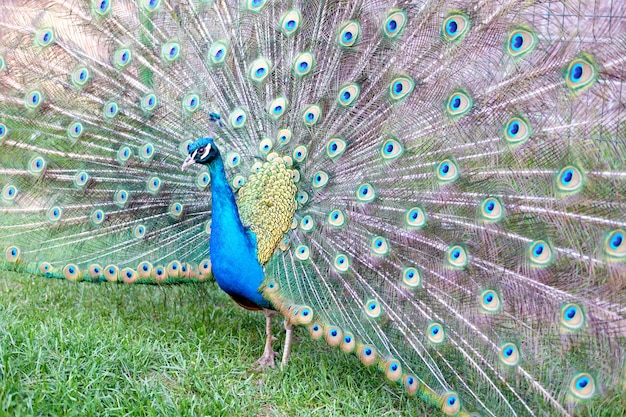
[254,346,279,369]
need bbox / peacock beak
[181,150,197,170]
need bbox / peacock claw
[254,349,279,369]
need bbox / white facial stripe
[201,144,211,159]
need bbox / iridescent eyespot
[506,27,537,58]
[196,172,210,190]
[389,76,415,101]
[147,176,162,194]
[309,322,323,339]
[297,191,309,205]
[71,66,91,88]
[300,215,314,232]
[479,197,504,222]
[528,240,553,266]
[91,209,105,225]
[137,261,153,278]
[340,331,355,353]
[380,137,403,160]
[280,9,301,36]
[183,93,200,113]
[556,165,584,194]
[67,121,84,142]
[371,236,389,256]
[293,51,314,77]
[338,21,360,47]
[226,152,241,168]
[134,224,146,239]
[403,375,419,396]
[24,89,44,110]
[302,104,322,126]
[139,143,155,162]
[117,146,132,164]
[0,54,5,72]
[337,83,360,107]
[247,0,267,12]
[92,0,112,16]
[479,290,501,313]
[113,47,132,69]
[383,9,407,39]
[311,171,329,189]
[142,0,161,12]
[63,264,81,281]
[446,245,468,268]
[503,115,532,145]
[229,107,247,128]
[405,206,426,228]
[293,145,308,162]
[88,264,102,279]
[446,90,472,118]
[232,174,245,189]
[384,359,402,381]
[259,137,273,153]
[436,159,459,183]
[442,392,461,415]
[103,101,119,119]
[161,40,181,62]
[28,156,47,176]
[427,322,445,344]
[277,128,292,145]
[104,264,119,282]
[47,206,62,222]
[2,184,18,201]
[295,244,310,261]
[498,343,520,367]
[442,13,470,42]
[268,96,288,119]
[560,303,585,330]
[208,41,228,65]
[402,266,422,289]
[141,93,158,112]
[333,253,350,273]
[327,209,346,228]
[74,171,91,189]
[363,299,383,319]
[114,189,129,207]
[326,137,347,159]
[569,373,595,400]
[325,326,343,346]
[604,229,626,260]
[169,202,184,219]
[565,54,598,94]
[356,183,376,203]
[249,57,271,83]
[35,28,55,47]
[0,123,7,141]
[5,246,20,262]
[358,344,377,366]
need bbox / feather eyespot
[338,21,360,47]
[442,12,470,41]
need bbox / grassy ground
[0,270,432,417]
[0,270,623,417]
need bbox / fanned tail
[1,0,625,415]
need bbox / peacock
[0,0,625,415]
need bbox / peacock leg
[280,318,294,368]
[255,308,279,369]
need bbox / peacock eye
[197,147,205,155]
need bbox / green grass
[1,271,624,417]
[0,271,433,417]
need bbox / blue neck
[206,156,270,308]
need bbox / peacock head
[181,137,220,169]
